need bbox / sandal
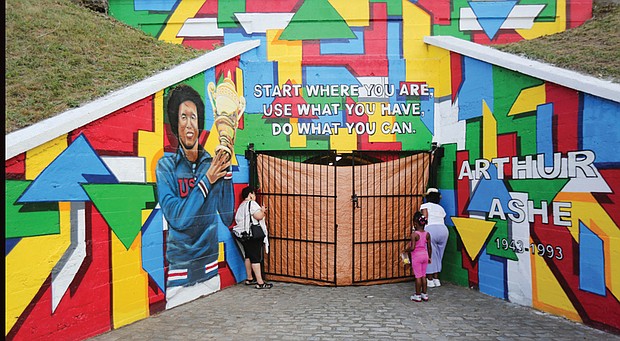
[244,279,257,285]
[255,282,273,289]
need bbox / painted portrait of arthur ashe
[156,79,244,308]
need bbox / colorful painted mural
[6,0,619,340]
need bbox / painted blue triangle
[18,134,118,203]
[469,1,518,40]
[141,208,165,292]
[467,164,514,215]
[6,238,20,256]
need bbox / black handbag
[248,201,265,240]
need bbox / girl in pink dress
[404,211,432,302]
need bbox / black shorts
[242,238,263,264]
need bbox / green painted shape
[279,0,356,40]
[235,115,296,151]
[486,220,518,261]
[507,178,569,208]
[465,118,482,161]
[432,0,472,40]
[82,183,156,250]
[493,66,543,156]
[437,143,457,190]
[395,113,432,150]
[108,2,168,38]
[520,0,557,22]
[370,0,402,16]
[441,224,470,286]
[218,0,245,28]
[6,180,60,238]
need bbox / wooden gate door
[253,150,431,286]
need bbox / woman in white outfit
[420,188,448,287]
[233,186,272,289]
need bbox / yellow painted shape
[517,0,566,39]
[236,67,244,98]
[266,30,303,84]
[329,0,370,27]
[330,127,357,152]
[267,29,302,62]
[25,134,68,180]
[531,245,582,322]
[555,192,620,296]
[402,3,451,97]
[277,61,303,89]
[6,202,70,334]
[427,46,452,98]
[138,91,164,183]
[403,2,430,60]
[204,122,221,157]
[407,47,452,98]
[508,85,546,116]
[482,100,497,160]
[158,0,203,44]
[218,242,225,263]
[289,118,307,148]
[368,108,395,143]
[451,217,496,261]
[111,223,149,329]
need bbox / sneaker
[433,279,441,287]
[410,294,422,302]
[421,293,429,301]
[427,279,435,288]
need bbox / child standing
[404,211,432,302]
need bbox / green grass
[494,3,620,83]
[5,1,619,134]
[5,0,203,134]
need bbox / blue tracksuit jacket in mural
[156,146,234,288]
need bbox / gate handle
[352,193,361,208]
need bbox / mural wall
[6,0,619,340]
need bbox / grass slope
[5,1,619,134]
[5,0,203,134]
[495,3,620,83]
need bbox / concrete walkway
[90,281,619,340]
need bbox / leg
[245,258,253,280]
[252,263,264,284]
[415,277,422,295]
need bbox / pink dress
[410,231,429,278]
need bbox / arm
[421,208,429,219]
[250,201,270,248]
[252,204,267,221]
[201,151,235,226]
[426,232,432,263]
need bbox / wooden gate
[249,148,437,286]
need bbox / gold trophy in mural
[207,72,245,160]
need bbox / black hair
[241,186,255,200]
[413,211,427,226]
[425,191,441,204]
[166,84,205,137]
